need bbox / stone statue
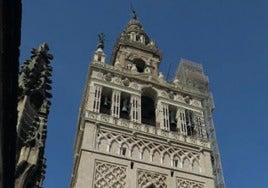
[132,9,137,20]
[97,33,105,49]
[131,4,137,20]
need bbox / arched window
[120,92,131,120]
[186,109,195,136]
[146,184,156,188]
[100,87,112,115]
[141,88,156,126]
[169,105,177,132]
[133,58,145,73]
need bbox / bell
[121,98,129,112]
[104,96,109,106]
[170,111,177,125]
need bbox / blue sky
[20,1,268,187]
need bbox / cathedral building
[70,14,224,188]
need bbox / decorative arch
[110,140,119,154]
[98,138,108,152]
[192,159,200,172]
[142,147,150,161]
[132,58,146,73]
[182,158,191,170]
[121,143,129,157]
[131,145,140,159]
[152,150,161,163]
[173,155,181,168]
[127,54,147,73]
[141,87,157,126]
[162,152,171,166]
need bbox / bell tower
[70,14,224,188]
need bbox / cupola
[110,12,162,76]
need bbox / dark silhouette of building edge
[15,43,53,188]
[1,2,53,188]
[0,0,22,187]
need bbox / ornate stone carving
[138,169,167,188]
[18,43,53,98]
[177,177,204,188]
[91,71,104,80]
[16,43,53,188]
[131,64,138,72]
[158,72,165,80]
[114,59,121,67]
[88,111,209,148]
[112,76,122,85]
[130,82,139,89]
[104,73,112,81]
[122,78,130,86]
[190,99,202,108]
[97,129,201,171]
[160,91,168,98]
[144,67,152,73]
[174,94,185,102]
[121,120,129,127]
[100,114,109,122]
[173,78,180,84]
[94,161,127,188]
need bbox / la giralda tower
[70,14,225,188]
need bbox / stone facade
[70,15,223,188]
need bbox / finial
[97,33,105,49]
[130,3,137,20]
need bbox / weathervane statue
[131,4,137,20]
[97,33,105,50]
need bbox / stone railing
[84,111,211,149]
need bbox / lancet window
[162,103,170,130]
[186,109,195,136]
[94,86,137,121]
[120,92,131,120]
[160,103,181,132]
[169,106,178,132]
[93,86,102,112]
[111,90,121,118]
[177,108,187,135]
[131,96,139,122]
[99,87,112,115]
[141,88,156,126]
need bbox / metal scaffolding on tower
[204,94,225,188]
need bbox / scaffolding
[176,59,225,188]
[204,94,225,188]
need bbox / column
[177,108,187,135]
[111,90,121,118]
[92,85,102,113]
